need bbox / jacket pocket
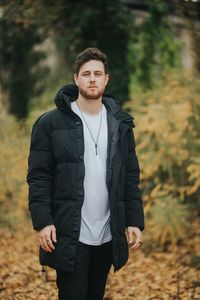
[39,235,74,271]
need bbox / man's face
[74,60,109,100]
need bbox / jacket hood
[54,84,134,126]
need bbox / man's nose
[89,74,96,82]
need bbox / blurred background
[0,0,199,299]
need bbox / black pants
[56,241,113,300]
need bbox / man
[27,47,144,300]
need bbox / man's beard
[78,86,105,100]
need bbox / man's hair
[74,47,108,75]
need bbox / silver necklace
[76,101,103,155]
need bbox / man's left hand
[127,226,142,250]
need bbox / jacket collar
[54,84,134,127]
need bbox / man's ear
[74,73,78,86]
[105,73,109,86]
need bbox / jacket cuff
[126,223,145,232]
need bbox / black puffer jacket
[27,84,144,272]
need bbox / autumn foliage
[126,75,200,247]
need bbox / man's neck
[76,95,102,115]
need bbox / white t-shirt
[71,101,112,245]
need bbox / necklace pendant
[95,144,98,155]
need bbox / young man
[27,47,144,300]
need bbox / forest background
[0,0,199,299]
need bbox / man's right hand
[37,225,57,253]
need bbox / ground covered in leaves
[0,222,199,300]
